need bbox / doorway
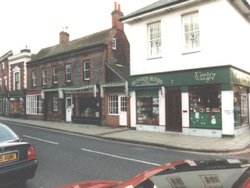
[166,89,182,132]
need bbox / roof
[121,0,185,21]
[29,28,116,63]
[106,63,130,81]
[121,0,250,22]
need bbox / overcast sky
[0,0,157,55]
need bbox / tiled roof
[106,63,130,81]
[29,28,116,63]
[121,0,183,21]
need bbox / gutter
[121,0,204,23]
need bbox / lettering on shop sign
[132,76,163,86]
[193,71,216,83]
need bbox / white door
[119,96,127,126]
[65,96,72,122]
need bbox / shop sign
[231,69,250,86]
[193,71,216,83]
[131,76,163,87]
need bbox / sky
[0,0,157,56]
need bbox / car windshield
[0,124,18,142]
[135,160,250,188]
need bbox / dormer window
[112,38,116,50]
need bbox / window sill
[182,49,200,55]
[147,56,162,60]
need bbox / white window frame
[13,66,20,90]
[108,95,119,115]
[147,21,161,58]
[83,61,91,81]
[32,71,37,87]
[112,38,116,50]
[65,64,71,82]
[182,11,200,53]
[53,67,58,83]
[26,94,44,115]
[42,69,47,86]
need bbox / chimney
[59,27,69,44]
[111,2,124,31]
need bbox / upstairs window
[182,11,200,52]
[42,69,47,86]
[83,61,91,81]
[14,72,20,90]
[32,71,37,87]
[147,22,161,58]
[112,38,116,50]
[53,66,58,84]
[65,64,71,82]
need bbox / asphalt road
[5,122,237,188]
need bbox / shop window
[189,85,221,129]
[26,95,44,115]
[234,85,249,126]
[136,90,159,125]
[108,95,118,115]
[79,96,99,117]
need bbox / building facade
[122,0,250,137]
[26,3,130,126]
[8,49,32,118]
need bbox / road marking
[81,147,160,166]
[23,135,59,145]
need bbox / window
[65,64,71,82]
[83,61,91,81]
[42,69,47,86]
[32,71,37,87]
[14,72,20,90]
[120,97,127,112]
[53,94,58,112]
[112,38,116,50]
[234,85,249,126]
[136,90,159,125]
[182,11,200,52]
[26,95,44,114]
[53,67,58,83]
[148,22,161,58]
[108,95,118,114]
[189,85,221,129]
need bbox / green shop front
[129,66,250,138]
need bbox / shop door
[65,96,73,122]
[166,89,182,132]
[119,96,127,126]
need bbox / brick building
[26,3,130,127]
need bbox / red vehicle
[56,159,250,188]
[0,123,38,187]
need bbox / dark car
[56,159,250,188]
[0,123,38,187]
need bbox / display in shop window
[137,96,159,125]
[189,85,222,129]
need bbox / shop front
[129,66,250,137]
[63,85,101,125]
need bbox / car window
[0,124,18,142]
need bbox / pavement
[0,116,250,153]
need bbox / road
[4,122,244,188]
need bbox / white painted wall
[125,0,250,76]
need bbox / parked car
[56,159,250,188]
[0,123,38,187]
